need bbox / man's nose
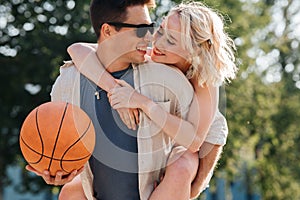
[144,31,153,43]
[153,34,163,48]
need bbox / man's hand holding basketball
[25,165,84,186]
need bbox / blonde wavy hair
[166,1,237,86]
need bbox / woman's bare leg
[149,150,199,200]
[59,175,87,200]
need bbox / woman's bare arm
[67,43,117,91]
[110,79,218,152]
[68,43,139,129]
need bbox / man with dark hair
[53,1,192,199]
[89,0,152,38]
[28,0,193,199]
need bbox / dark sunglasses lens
[136,26,154,38]
[149,26,154,34]
[136,28,146,38]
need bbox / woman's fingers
[117,108,132,129]
[115,108,140,130]
[133,109,139,124]
[128,109,137,130]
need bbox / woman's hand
[115,108,139,130]
[109,79,145,109]
[108,80,142,130]
[68,44,139,130]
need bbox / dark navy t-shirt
[89,66,140,200]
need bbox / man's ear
[101,23,112,38]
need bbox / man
[27,0,227,199]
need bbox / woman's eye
[157,28,163,35]
[167,39,175,45]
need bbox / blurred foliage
[0,0,299,199]
[209,0,300,199]
[0,0,94,195]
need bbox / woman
[66,2,237,199]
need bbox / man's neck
[96,43,131,73]
[106,62,131,73]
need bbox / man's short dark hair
[90,0,151,39]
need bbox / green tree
[214,0,300,199]
[248,0,300,198]
[0,0,93,197]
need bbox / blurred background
[0,0,299,199]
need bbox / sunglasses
[106,22,156,38]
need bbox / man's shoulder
[51,60,80,104]
[60,60,76,70]
[53,60,80,87]
[57,60,80,77]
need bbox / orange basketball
[19,102,95,177]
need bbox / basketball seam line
[32,107,44,164]
[47,102,69,171]
[60,120,93,173]
[20,136,91,162]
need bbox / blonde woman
[67,2,237,199]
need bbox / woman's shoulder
[140,60,183,75]
[137,61,194,95]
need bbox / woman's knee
[59,176,86,200]
[167,151,199,180]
